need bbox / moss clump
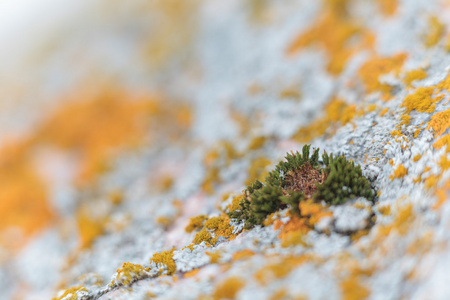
[227,145,374,228]
[315,152,373,205]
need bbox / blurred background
[1,0,447,298]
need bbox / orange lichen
[0,146,52,246]
[428,108,450,137]
[183,269,200,278]
[286,2,374,74]
[433,134,450,150]
[255,255,312,285]
[390,130,403,138]
[358,53,407,99]
[114,262,147,286]
[413,154,422,162]
[439,154,450,170]
[433,181,450,209]
[206,251,222,264]
[204,216,236,242]
[193,227,214,246]
[424,16,445,47]
[378,0,398,16]
[401,87,437,114]
[52,285,88,300]
[227,195,244,213]
[379,107,389,116]
[425,175,440,191]
[150,249,176,275]
[248,136,267,151]
[213,277,245,300]
[377,204,414,236]
[76,207,105,249]
[341,275,370,300]
[404,69,428,86]
[293,98,359,142]
[390,164,408,180]
[299,199,333,226]
[281,231,309,248]
[232,249,255,261]
[277,215,310,242]
[185,215,208,233]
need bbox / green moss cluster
[227,145,374,228]
[315,152,373,205]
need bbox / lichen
[185,215,208,233]
[213,277,245,300]
[114,262,148,286]
[150,249,176,275]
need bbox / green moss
[314,153,373,204]
[227,145,374,228]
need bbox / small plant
[227,145,374,228]
[315,152,373,205]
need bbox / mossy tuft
[227,145,374,228]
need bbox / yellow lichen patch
[114,262,147,286]
[281,231,309,248]
[377,204,414,236]
[76,207,105,249]
[204,216,236,242]
[407,232,434,255]
[404,69,428,86]
[52,285,88,300]
[379,107,389,116]
[439,154,450,171]
[213,277,245,300]
[377,204,391,216]
[255,255,312,285]
[293,98,360,143]
[248,136,267,151]
[183,269,200,278]
[433,134,450,150]
[35,90,164,185]
[185,215,208,233]
[156,216,173,229]
[378,0,398,16]
[232,249,255,261]
[390,130,403,138]
[150,249,176,275]
[193,227,213,246]
[0,145,52,247]
[246,156,271,185]
[206,251,222,263]
[424,16,445,47]
[425,174,440,191]
[227,195,244,213]
[286,2,374,75]
[358,53,407,99]
[341,274,370,300]
[398,114,412,127]
[277,215,310,242]
[390,164,408,180]
[413,154,422,162]
[299,199,333,226]
[427,108,450,137]
[433,181,450,209]
[401,87,437,114]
